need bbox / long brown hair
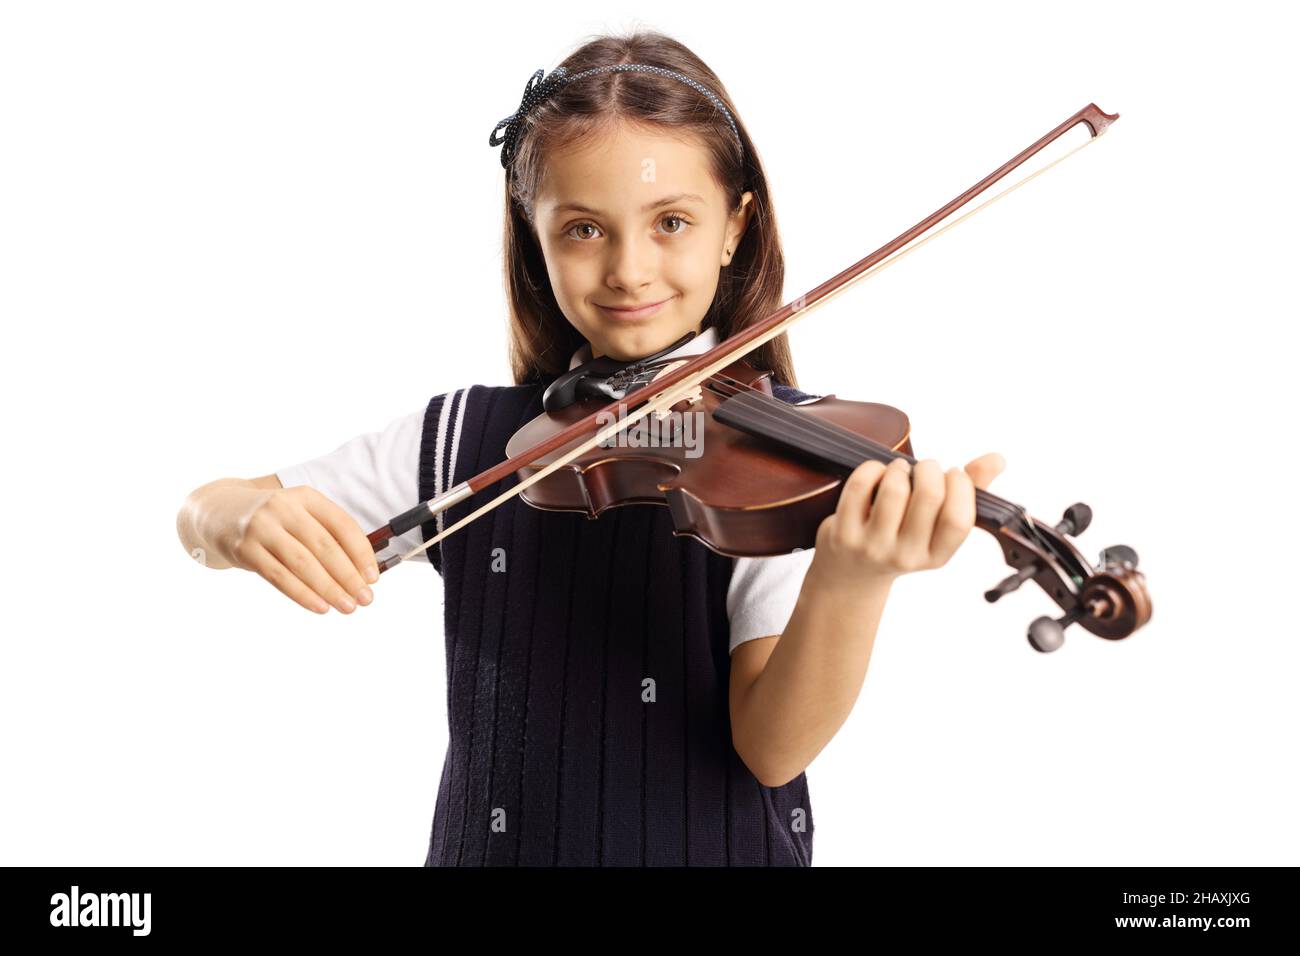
[500,30,799,388]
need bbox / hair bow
[489,67,571,169]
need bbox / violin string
[709,376,1024,530]
[703,373,912,470]
[707,375,1048,554]
[700,370,1024,530]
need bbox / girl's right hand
[213,484,380,614]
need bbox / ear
[723,191,755,266]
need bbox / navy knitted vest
[417,378,818,866]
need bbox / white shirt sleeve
[274,406,430,562]
[727,549,816,655]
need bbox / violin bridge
[646,360,702,419]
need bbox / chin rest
[542,330,697,412]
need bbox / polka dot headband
[488,64,744,170]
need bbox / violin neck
[713,389,1025,534]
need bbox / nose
[605,233,657,294]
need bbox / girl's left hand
[808,453,1007,589]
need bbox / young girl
[177,30,1004,866]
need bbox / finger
[286,494,376,603]
[280,509,373,607]
[834,459,888,544]
[964,452,1006,491]
[262,524,361,614]
[863,456,913,547]
[930,467,976,559]
[894,459,945,563]
[242,540,331,614]
[299,489,381,588]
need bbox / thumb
[964,452,1006,491]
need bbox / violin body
[505,359,913,558]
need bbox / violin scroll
[981,498,1152,653]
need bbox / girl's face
[532,122,753,363]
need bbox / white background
[2,0,1295,866]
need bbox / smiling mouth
[596,296,674,321]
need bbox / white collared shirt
[276,329,816,654]
[567,324,717,368]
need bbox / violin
[365,103,1153,653]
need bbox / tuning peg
[1027,606,1085,653]
[985,563,1038,602]
[1054,502,1092,537]
[1027,616,1065,653]
[1099,544,1139,569]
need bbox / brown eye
[568,223,599,241]
[659,214,689,235]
